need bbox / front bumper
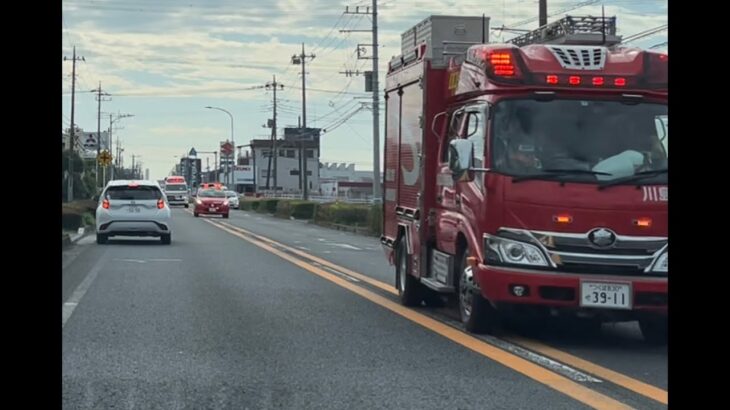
[194,204,230,214]
[474,263,667,316]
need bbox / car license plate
[580,282,631,309]
[209,207,216,212]
[128,206,140,213]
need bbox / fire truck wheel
[458,248,499,334]
[396,240,423,307]
[639,316,667,345]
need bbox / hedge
[275,200,292,218]
[291,201,317,220]
[315,202,370,226]
[367,204,383,236]
[255,199,279,214]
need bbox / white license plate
[580,282,631,309]
[209,207,216,212]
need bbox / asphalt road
[62,207,668,409]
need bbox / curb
[63,227,93,249]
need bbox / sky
[62,0,667,181]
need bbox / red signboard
[220,141,234,156]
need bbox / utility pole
[343,1,381,199]
[91,83,111,189]
[108,112,133,183]
[63,46,85,202]
[291,43,316,200]
[265,76,284,191]
[539,0,547,27]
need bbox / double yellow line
[191,210,667,408]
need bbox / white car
[95,180,173,244]
[225,190,240,209]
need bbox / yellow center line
[217,221,398,296]
[204,218,633,410]
[505,336,668,405]
[214,218,667,405]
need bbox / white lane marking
[113,258,147,263]
[437,314,603,383]
[317,238,326,242]
[311,262,361,283]
[148,258,183,262]
[332,243,361,250]
[63,249,109,328]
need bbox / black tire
[639,316,667,345]
[194,212,199,217]
[161,233,171,245]
[457,248,499,334]
[96,233,108,245]
[396,240,424,306]
[223,213,229,219]
[184,204,189,208]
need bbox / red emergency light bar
[458,45,665,93]
[542,74,628,88]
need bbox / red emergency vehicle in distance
[381,15,667,343]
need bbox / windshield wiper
[598,169,668,190]
[512,169,612,183]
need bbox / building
[249,127,322,193]
[319,162,373,182]
[251,139,320,192]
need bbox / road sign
[220,141,234,156]
[98,150,112,166]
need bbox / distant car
[95,180,172,245]
[193,189,230,218]
[225,190,240,209]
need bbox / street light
[205,106,235,189]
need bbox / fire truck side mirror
[449,139,474,180]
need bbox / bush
[275,200,292,218]
[367,204,383,236]
[291,201,317,220]
[316,202,369,226]
[62,210,84,231]
[240,200,255,211]
[82,212,95,227]
[256,199,279,214]
[250,201,261,211]
[65,199,97,213]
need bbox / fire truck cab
[381,15,668,343]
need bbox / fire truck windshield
[491,98,668,185]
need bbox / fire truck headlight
[485,235,549,267]
[651,252,668,273]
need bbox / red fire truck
[381,15,668,343]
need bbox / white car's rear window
[106,185,162,200]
